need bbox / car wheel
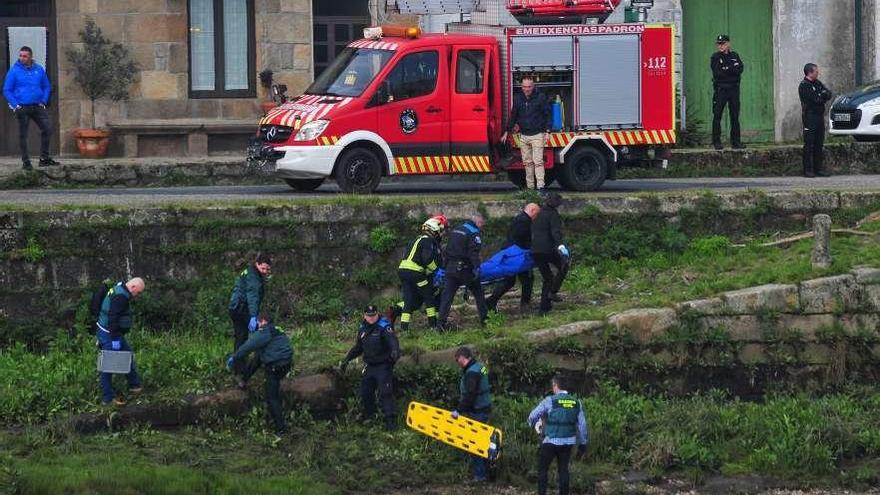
[334,147,383,194]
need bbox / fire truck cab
[249,21,676,194]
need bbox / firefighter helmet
[422,218,443,236]
[431,214,449,228]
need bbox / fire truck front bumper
[274,144,338,179]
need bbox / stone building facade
[52,0,314,156]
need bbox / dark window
[456,50,485,94]
[313,0,369,16]
[314,24,328,42]
[188,0,255,98]
[383,51,439,102]
[0,0,50,17]
[313,16,370,76]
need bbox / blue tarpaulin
[434,245,534,286]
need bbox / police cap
[363,304,378,316]
[716,34,730,44]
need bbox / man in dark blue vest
[341,305,400,430]
[452,346,492,483]
[438,215,488,330]
[95,277,145,406]
[527,376,589,495]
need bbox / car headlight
[294,120,330,141]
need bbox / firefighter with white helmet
[395,217,445,331]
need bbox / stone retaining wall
[4,190,880,344]
[404,270,880,396]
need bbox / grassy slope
[4,226,880,425]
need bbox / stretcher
[405,401,502,461]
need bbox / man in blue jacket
[2,46,59,170]
[341,305,400,430]
[528,375,589,495]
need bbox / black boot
[22,159,32,170]
[39,157,60,167]
[427,316,437,329]
[384,416,397,431]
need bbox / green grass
[3,385,880,494]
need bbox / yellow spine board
[405,401,502,460]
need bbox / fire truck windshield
[306,48,394,97]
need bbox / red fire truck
[248,21,675,193]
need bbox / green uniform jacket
[228,264,265,318]
[233,324,293,366]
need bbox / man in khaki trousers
[503,77,552,191]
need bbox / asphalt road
[5,175,880,207]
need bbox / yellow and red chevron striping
[393,155,490,175]
[515,130,677,147]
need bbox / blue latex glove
[248,316,258,332]
[226,355,235,370]
[451,410,460,420]
[557,244,570,258]
[111,339,121,351]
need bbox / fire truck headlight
[294,120,330,142]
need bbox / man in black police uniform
[340,305,400,430]
[710,34,745,150]
[799,63,833,178]
[438,215,488,331]
[485,203,540,313]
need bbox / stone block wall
[54,0,314,155]
[399,270,880,397]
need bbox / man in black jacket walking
[710,34,745,150]
[799,63,832,178]
[531,193,569,314]
[486,203,540,313]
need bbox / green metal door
[683,0,774,143]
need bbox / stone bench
[107,119,256,157]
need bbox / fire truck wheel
[557,147,607,191]
[284,178,325,192]
[334,147,382,194]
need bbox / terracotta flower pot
[74,128,111,158]
[260,100,278,114]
